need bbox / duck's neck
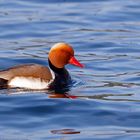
[48,59,66,75]
[48,59,72,92]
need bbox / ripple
[0,0,140,139]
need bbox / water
[0,0,140,139]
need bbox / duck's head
[48,43,84,68]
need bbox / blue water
[0,0,140,139]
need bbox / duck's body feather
[0,64,55,89]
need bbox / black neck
[48,59,71,93]
[48,59,66,74]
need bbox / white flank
[8,77,54,90]
[49,68,55,79]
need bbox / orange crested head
[48,43,84,68]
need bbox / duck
[0,43,83,90]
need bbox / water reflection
[0,87,137,102]
[75,93,133,100]
[51,128,80,134]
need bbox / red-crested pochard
[0,43,83,90]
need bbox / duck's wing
[0,64,53,81]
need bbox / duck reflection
[48,82,78,99]
[51,128,80,135]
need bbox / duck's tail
[0,78,8,89]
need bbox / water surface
[0,0,140,139]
